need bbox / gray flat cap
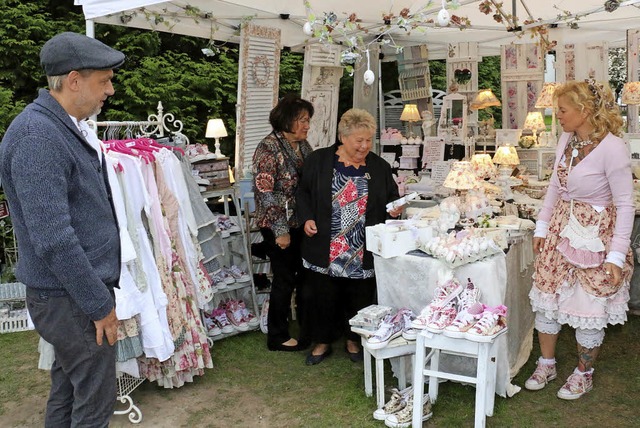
[40,32,125,76]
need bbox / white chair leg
[363,338,373,398]
[375,356,385,409]
[412,333,427,428]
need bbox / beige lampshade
[443,161,479,190]
[622,82,640,105]
[470,153,496,179]
[470,89,501,111]
[523,111,546,132]
[493,145,520,166]
[205,118,228,138]
[534,83,558,108]
[400,104,421,122]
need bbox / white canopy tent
[75,0,640,59]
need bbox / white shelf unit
[201,186,260,341]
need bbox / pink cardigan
[538,132,634,255]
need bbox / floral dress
[531,167,633,330]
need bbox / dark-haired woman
[252,94,314,351]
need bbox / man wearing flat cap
[0,32,125,427]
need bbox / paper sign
[421,137,445,169]
[431,160,453,184]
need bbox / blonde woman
[526,80,634,399]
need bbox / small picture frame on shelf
[495,129,522,146]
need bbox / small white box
[399,156,418,169]
[401,145,421,157]
[356,304,394,326]
[366,221,433,258]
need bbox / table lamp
[205,118,228,159]
[443,161,479,217]
[470,89,501,143]
[522,111,546,146]
[535,82,557,143]
[470,153,496,180]
[400,104,422,138]
[492,145,520,177]
[622,81,640,133]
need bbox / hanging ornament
[363,49,375,86]
[438,0,450,26]
[303,21,314,36]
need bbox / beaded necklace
[569,134,595,159]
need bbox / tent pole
[85,19,95,38]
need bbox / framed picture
[495,129,522,146]
[539,149,557,180]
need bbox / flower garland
[250,55,271,87]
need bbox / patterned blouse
[304,157,373,279]
[252,131,313,237]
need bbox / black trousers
[301,269,376,345]
[260,227,305,346]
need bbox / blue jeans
[27,289,116,428]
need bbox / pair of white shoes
[373,387,433,427]
[367,308,416,349]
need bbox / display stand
[202,186,260,341]
[114,374,144,424]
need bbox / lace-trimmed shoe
[373,386,412,421]
[465,304,508,342]
[411,278,463,330]
[367,311,405,350]
[384,393,432,428]
[557,370,593,400]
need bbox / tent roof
[76,0,640,59]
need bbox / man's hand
[304,220,318,237]
[275,232,291,250]
[94,307,118,346]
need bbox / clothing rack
[88,103,188,424]
[88,101,188,145]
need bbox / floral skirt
[531,198,632,330]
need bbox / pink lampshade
[534,83,558,108]
[523,111,546,132]
[622,82,640,105]
[470,153,496,179]
[443,161,479,190]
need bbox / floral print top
[304,158,373,279]
[252,131,313,237]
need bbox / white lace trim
[530,280,630,330]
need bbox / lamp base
[213,138,224,159]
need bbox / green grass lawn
[2,315,639,427]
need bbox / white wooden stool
[411,330,506,428]
[360,336,416,409]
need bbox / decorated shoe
[210,270,228,290]
[384,393,432,428]
[367,311,405,350]
[411,278,463,330]
[225,265,251,282]
[373,386,412,421]
[237,300,260,328]
[223,300,249,331]
[203,313,223,336]
[557,369,593,400]
[210,308,234,334]
[465,304,508,342]
[443,301,484,338]
[260,299,269,334]
[216,268,236,285]
[457,277,481,311]
[524,358,557,391]
[425,304,458,333]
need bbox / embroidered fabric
[557,200,605,268]
[575,327,605,348]
[534,312,562,335]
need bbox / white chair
[359,335,416,409]
[412,330,506,428]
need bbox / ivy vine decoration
[250,55,271,87]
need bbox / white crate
[366,222,433,258]
[0,282,26,300]
[0,309,31,333]
[0,283,31,334]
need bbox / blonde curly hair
[338,108,376,140]
[553,80,624,142]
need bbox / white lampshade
[443,161,479,190]
[205,119,228,138]
[523,111,546,133]
[399,104,421,122]
[535,83,557,108]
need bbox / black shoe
[268,340,305,352]
[345,347,364,362]
[305,347,333,366]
